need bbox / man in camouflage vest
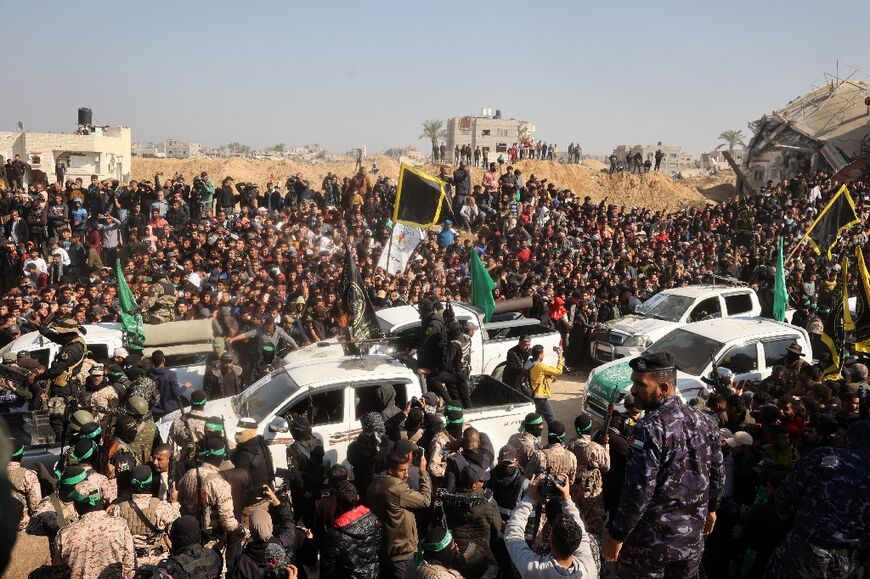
[125,395,160,464]
[566,413,610,537]
[506,412,544,471]
[26,466,86,563]
[7,438,42,530]
[139,271,178,324]
[113,464,181,565]
[169,390,210,465]
[524,421,577,483]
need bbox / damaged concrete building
[0,124,132,186]
[742,79,870,190]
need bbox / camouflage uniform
[169,408,209,461]
[406,561,464,579]
[177,461,241,535]
[113,492,180,565]
[609,396,724,579]
[7,461,42,530]
[27,494,79,563]
[566,435,609,537]
[90,384,119,425]
[83,467,117,503]
[130,420,159,465]
[506,431,541,471]
[140,277,177,324]
[126,375,160,410]
[55,510,136,579]
[427,430,456,480]
[764,444,870,579]
[524,443,577,482]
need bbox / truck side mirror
[268,417,289,433]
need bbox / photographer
[230,487,306,579]
[505,474,596,578]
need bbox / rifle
[602,397,616,447]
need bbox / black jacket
[320,505,381,579]
[347,433,385,497]
[162,545,223,579]
[231,435,275,491]
[441,488,501,549]
[148,366,180,419]
[503,345,529,389]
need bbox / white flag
[377,223,424,275]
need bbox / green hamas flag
[773,237,788,322]
[470,251,496,323]
[115,259,145,345]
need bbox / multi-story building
[445,109,535,162]
[165,139,201,158]
[0,126,132,184]
[612,143,688,176]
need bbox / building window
[482,130,491,136]
[496,143,508,153]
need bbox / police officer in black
[602,351,725,578]
[285,414,324,528]
[764,419,870,578]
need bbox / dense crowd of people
[2,160,870,579]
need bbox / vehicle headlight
[623,335,652,349]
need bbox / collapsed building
[742,79,870,191]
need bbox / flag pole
[784,239,804,263]
[384,223,395,274]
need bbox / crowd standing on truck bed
[1,164,870,578]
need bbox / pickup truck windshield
[636,294,695,323]
[233,370,300,423]
[646,329,723,376]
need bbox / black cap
[460,462,490,486]
[628,352,675,373]
[170,516,202,549]
[220,352,234,363]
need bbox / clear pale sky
[2,0,868,156]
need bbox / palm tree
[716,130,746,153]
[420,119,446,149]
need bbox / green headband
[131,473,153,487]
[446,417,464,425]
[446,405,463,413]
[71,443,96,463]
[12,445,24,458]
[576,423,593,436]
[549,432,566,443]
[520,416,544,432]
[72,490,100,506]
[198,447,227,458]
[421,530,454,552]
[61,470,89,486]
[204,423,223,432]
[80,426,103,440]
[191,397,208,407]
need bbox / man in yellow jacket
[529,344,563,427]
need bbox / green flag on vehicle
[470,251,496,323]
[773,237,787,322]
[115,259,145,346]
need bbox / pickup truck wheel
[491,365,505,382]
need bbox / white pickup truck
[0,319,217,389]
[590,285,762,364]
[158,353,536,477]
[285,302,562,377]
[585,317,812,428]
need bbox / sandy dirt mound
[132,157,712,212]
[680,169,737,202]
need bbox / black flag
[803,185,859,259]
[820,255,848,379]
[852,247,870,353]
[341,248,382,342]
[392,164,446,227]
